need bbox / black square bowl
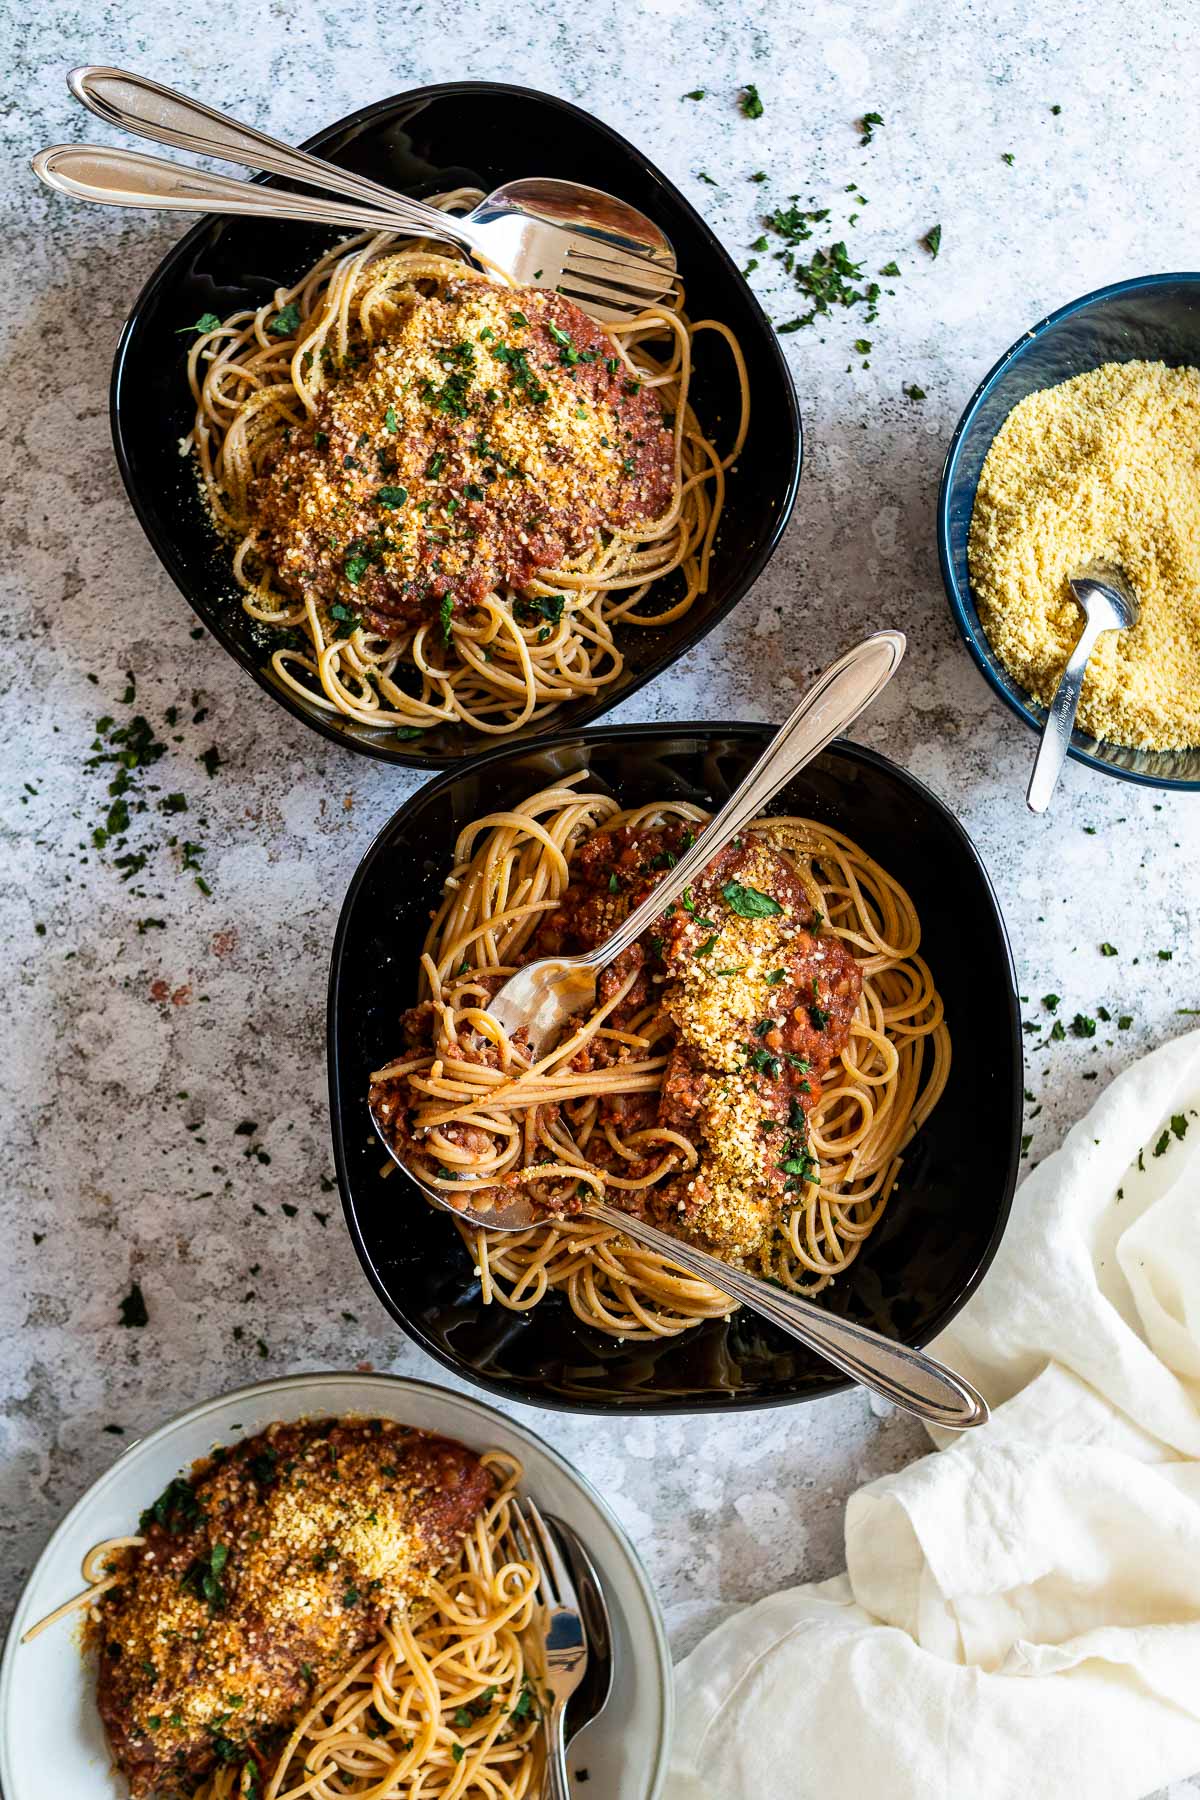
[110,83,802,767]
[328,724,1023,1412]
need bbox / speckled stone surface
[3,3,1199,1792]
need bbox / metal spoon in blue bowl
[1027,562,1140,813]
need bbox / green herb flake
[923,223,942,259]
[739,83,764,120]
[268,301,302,337]
[118,1281,149,1328]
[722,879,783,919]
[177,312,222,336]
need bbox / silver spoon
[48,65,678,323]
[550,1514,614,1739]
[1026,562,1140,813]
[488,632,904,1061]
[369,1108,989,1429]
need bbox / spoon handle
[65,65,477,248]
[592,631,905,968]
[1026,612,1106,814]
[587,1201,988,1429]
[31,143,467,244]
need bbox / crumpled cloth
[666,1031,1200,1800]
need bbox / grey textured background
[3,1,1198,1792]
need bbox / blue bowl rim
[108,79,804,771]
[326,720,1024,1415]
[936,269,1200,793]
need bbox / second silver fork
[512,1499,589,1800]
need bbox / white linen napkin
[665,1030,1200,1800]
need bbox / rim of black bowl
[327,722,1024,1414]
[937,269,1200,792]
[109,81,803,769]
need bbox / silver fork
[511,1499,589,1800]
[38,65,679,324]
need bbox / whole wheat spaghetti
[371,776,950,1340]
[184,192,749,739]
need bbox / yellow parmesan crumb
[968,359,1200,751]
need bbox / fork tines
[513,1497,575,1608]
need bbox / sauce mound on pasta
[374,825,861,1264]
[250,280,674,640]
[93,1420,491,1797]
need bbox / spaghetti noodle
[24,1435,541,1799]
[371,777,950,1340]
[184,192,749,737]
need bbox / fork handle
[542,1698,572,1800]
[67,65,478,249]
[591,631,905,968]
[586,1201,988,1429]
[32,143,470,246]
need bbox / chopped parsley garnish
[180,1541,229,1613]
[858,110,884,145]
[140,1476,204,1536]
[903,383,926,400]
[765,968,786,984]
[1153,1129,1171,1158]
[118,1281,149,1328]
[739,83,764,119]
[439,594,454,645]
[515,593,565,630]
[268,301,302,336]
[344,554,370,585]
[178,312,222,336]
[1001,151,1015,165]
[922,223,942,258]
[1070,1013,1096,1038]
[1100,942,1118,956]
[489,340,549,404]
[682,88,706,100]
[608,873,620,892]
[694,935,718,957]
[745,1047,782,1079]
[376,485,408,508]
[1042,993,1060,1012]
[722,879,782,919]
[384,405,398,432]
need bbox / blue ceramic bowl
[938,273,1200,790]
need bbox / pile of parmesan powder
[968,358,1200,751]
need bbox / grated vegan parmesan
[968,359,1200,751]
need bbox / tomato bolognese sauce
[183,192,749,737]
[22,1421,543,1799]
[369,775,951,1340]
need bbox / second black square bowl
[110,83,802,767]
[328,724,1023,1413]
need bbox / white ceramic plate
[0,1372,672,1799]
